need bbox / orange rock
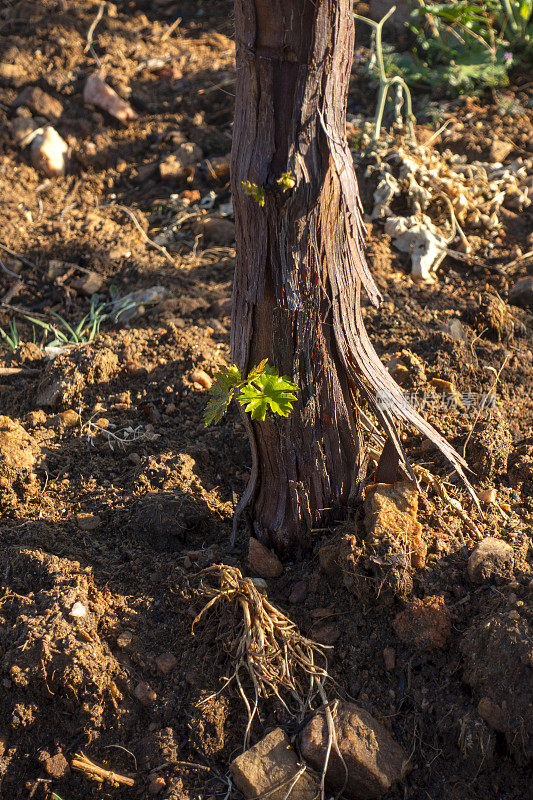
[190,369,212,390]
[364,482,427,569]
[248,537,283,579]
[83,73,138,123]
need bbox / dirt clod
[393,595,452,650]
[365,482,427,570]
[467,537,514,583]
[461,611,533,763]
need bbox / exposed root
[193,565,332,750]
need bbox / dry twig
[104,204,176,266]
[85,1,105,65]
[71,751,135,787]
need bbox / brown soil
[0,2,532,799]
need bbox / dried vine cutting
[193,564,332,749]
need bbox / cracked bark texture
[231,0,476,557]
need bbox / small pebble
[190,369,212,390]
[134,681,157,705]
[477,488,496,504]
[117,630,133,648]
[76,513,101,531]
[148,776,166,794]
[70,601,87,618]
[289,580,307,604]
[155,653,178,675]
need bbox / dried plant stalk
[71,752,135,787]
[193,565,331,749]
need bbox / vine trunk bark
[230,0,475,557]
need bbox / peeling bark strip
[231,0,477,556]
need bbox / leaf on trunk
[238,371,298,421]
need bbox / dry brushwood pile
[0,1,532,800]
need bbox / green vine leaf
[204,360,298,425]
[238,369,298,421]
[203,364,242,426]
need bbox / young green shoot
[204,359,298,426]
[242,180,265,207]
[276,171,296,192]
[0,319,20,352]
[25,297,109,348]
[354,5,416,143]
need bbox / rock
[112,286,168,322]
[201,217,235,246]
[70,601,87,618]
[43,751,70,779]
[248,538,283,579]
[83,74,138,123]
[443,318,468,342]
[0,62,26,87]
[289,580,307,604]
[383,647,396,671]
[30,126,68,177]
[134,681,157,706]
[155,653,178,675]
[300,702,409,799]
[489,139,513,163]
[467,538,514,584]
[509,276,533,309]
[9,117,39,146]
[230,727,318,800]
[365,482,427,569]
[148,775,166,794]
[476,487,496,504]
[117,630,133,648]
[189,369,212,389]
[13,86,63,119]
[477,697,509,733]
[393,595,451,650]
[71,270,103,296]
[461,611,533,763]
[76,513,101,531]
[159,142,203,180]
[311,622,341,645]
[50,409,79,429]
